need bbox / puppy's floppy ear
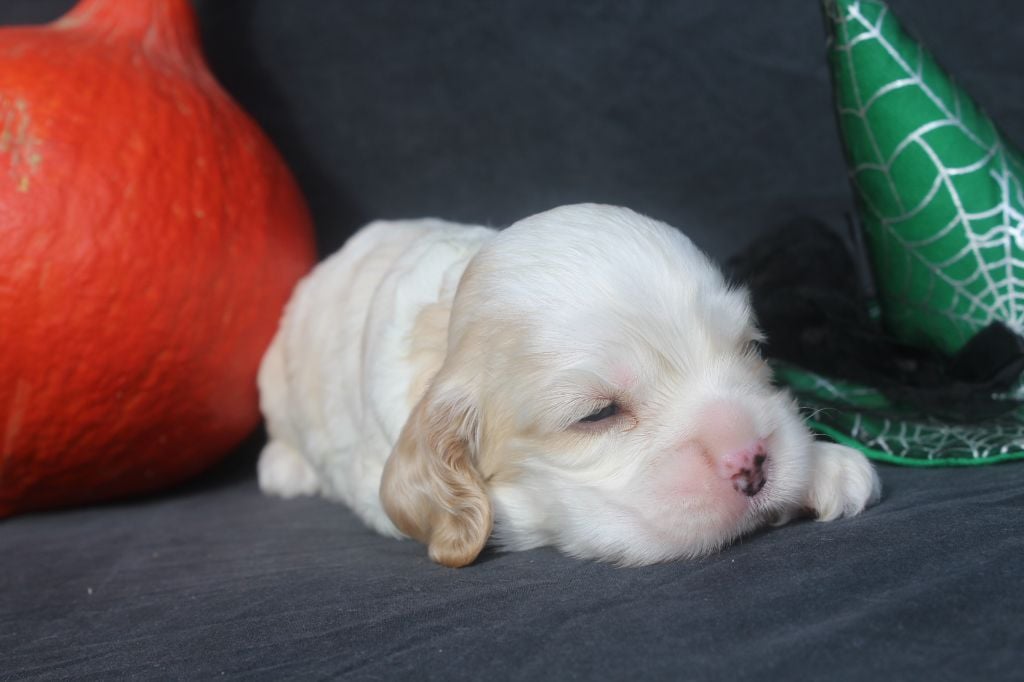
[380,381,492,568]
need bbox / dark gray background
[3,1,1024,680]
[7,0,1024,261]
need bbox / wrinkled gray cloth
[3,0,1024,679]
[4,442,1023,680]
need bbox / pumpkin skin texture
[0,0,317,516]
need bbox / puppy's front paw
[258,440,320,498]
[805,443,881,522]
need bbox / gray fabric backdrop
[3,1,1024,679]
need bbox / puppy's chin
[490,472,765,567]
[488,395,815,567]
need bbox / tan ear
[380,386,492,568]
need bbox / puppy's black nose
[731,450,767,497]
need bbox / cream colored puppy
[258,204,880,567]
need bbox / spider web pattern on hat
[776,361,1024,465]
[780,0,1024,464]
[830,0,1024,353]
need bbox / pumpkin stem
[53,0,202,66]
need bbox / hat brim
[774,361,1024,465]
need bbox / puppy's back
[259,219,494,530]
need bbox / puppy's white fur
[259,204,881,566]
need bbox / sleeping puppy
[258,203,881,567]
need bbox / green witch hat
[772,0,1024,465]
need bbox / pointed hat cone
[825,0,1024,354]
[755,0,1024,465]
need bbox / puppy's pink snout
[695,402,768,497]
[720,440,768,497]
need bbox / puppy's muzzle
[722,440,768,497]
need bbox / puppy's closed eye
[573,400,636,433]
[580,402,619,423]
[744,338,765,359]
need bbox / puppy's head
[381,204,814,567]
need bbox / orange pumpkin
[0,0,316,516]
